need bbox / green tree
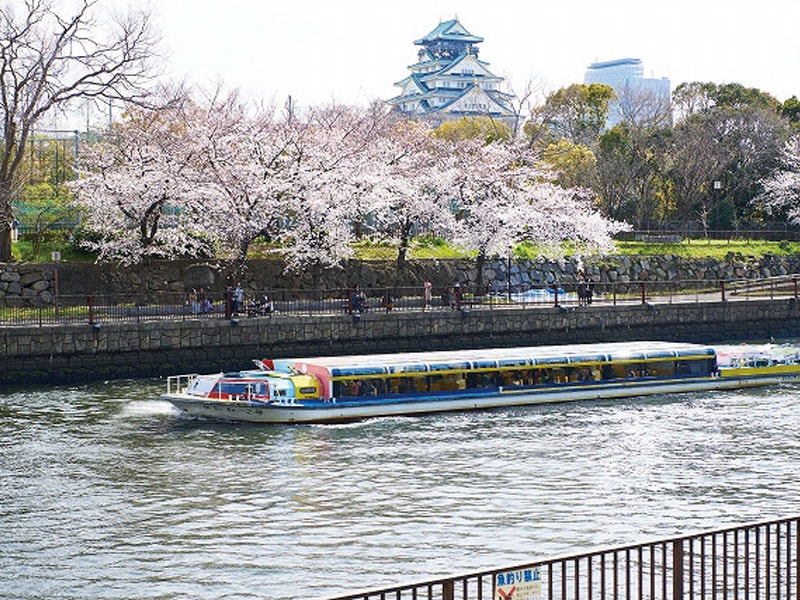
[16,181,74,256]
[434,116,512,144]
[669,112,732,232]
[540,139,597,190]
[526,84,615,148]
[594,124,671,226]
[669,82,790,230]
[780,96,800,131]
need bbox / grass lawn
[614,239,800,260]
[11,236,800,263]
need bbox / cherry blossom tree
[519,182,622,251]
[189,89,298,274]
[756,136,800,223]
[70,83,626,278]
[0,0,159,261]
[366,118,458,273]
[447,138,544,286]
[449,137,622,286]
[72,95,209,264]
[280,103,392,281]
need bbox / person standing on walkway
[423,278,432,309]
[233,282,244,315]
[188,288,199,315]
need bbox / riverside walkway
[2,275,798,327]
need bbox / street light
[52,251,61,318]
[712,180,722,231]
[506,245,513,303]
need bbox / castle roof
[414,18,483,45]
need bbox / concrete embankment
[3,298,800,386]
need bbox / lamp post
[506,245,513,303]
[712,180,722,230]
[52,251,61,318]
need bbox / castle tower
[386,18,516,123]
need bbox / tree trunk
[395,221,412,274]
[0,180,14,262]
[475,250,486,289]
[235,238,251,280]
[311,263,322,299]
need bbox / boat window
[626,363,650,378]
[428,361,471,372]
[466,371,498,388]
[676,359,714,375]
[498,359,530,368]
[188,376,217,395]
[600,364,624,379]
[428,374,465,391]
[218,382,266,397]
[473,360,497,370]
[334,378,390,396]
[534,356,568,366]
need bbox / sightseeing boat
[161,341,800,424]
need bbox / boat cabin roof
[288,341,715,378]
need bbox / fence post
[672,540,684,599]
[442,580,454,600]
[720,280,726,302]
[553,285,559,308]
[87,296,94,325]
[640,281,646,305]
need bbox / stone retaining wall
[2,254,799,308]
[3,298,799,385]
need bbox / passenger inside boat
[325,352,719,399]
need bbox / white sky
[143,0,800,110]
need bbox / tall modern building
[386,18,516,124]
[584,58,671,128]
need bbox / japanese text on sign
[495,568,541,600]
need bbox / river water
[2,371,800,599]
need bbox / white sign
[495,567,541,600]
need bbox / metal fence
[320,516,800,600]
[616,226,800,243]
[1,277,799,327]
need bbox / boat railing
[165,374,199,396]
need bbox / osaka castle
[387,18,516,123]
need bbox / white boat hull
[162,374,786,424]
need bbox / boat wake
[121,399,177,418]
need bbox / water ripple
[2,379,800,598]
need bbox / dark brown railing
[319,516,800,600]
[1,276,799,327]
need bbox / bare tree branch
[0,0,160,261]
